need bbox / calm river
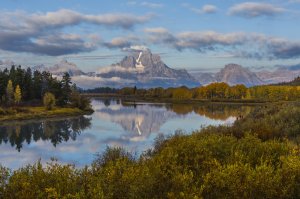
[0,98,254,169]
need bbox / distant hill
[191,63,300,87]
[215,64,264,87]
[191,64,264,87]
[256,69,300,84]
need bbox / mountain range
[191,64,264,87]
[191,64,300,87]
[95,49,198,88]
[1,48,300,88]
[31,49,200,88]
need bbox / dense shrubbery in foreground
[0,104,300,198]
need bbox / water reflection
[166,103,252,120]
[0,116,91,151]
[94,99,252,136]
[0,98,255,169]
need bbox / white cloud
[96,65,138,74]
[201,5,218,14]
[144,27,169,34]
[26,9,153,29]
[72,75,135,89]
[228,2,285,18]
[141,2,164,8]
[182,3,218,14]
[127,1,163,8]
[104,35,141,49]
[123,45,149,52]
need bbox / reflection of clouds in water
[0,131,105,169]
[0,99,251,169]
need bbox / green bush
[70,90,93,111]
[43,92,56,110]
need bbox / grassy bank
[0,107,93,122]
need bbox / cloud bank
[0,9,153,56]
[145,28,300,59]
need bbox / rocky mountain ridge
[191,63,300,87]
[98,49,196,83]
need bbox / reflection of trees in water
[0,116,91,151]
[194,105,253,120]
[96,98,255,138]
[166,104,253,120]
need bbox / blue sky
[1,0,300,72]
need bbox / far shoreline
[82,93,268,105]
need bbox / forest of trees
[0,65,91,111]
[115,82,300,101]
[84,76,300,102]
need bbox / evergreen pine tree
[59,72,72,105]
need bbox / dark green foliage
[58,72,72,106]
[83,87,118,94]
[70,86,93,111]
[32,70,43,100]
[0,66,91,110]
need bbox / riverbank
[0,107,93,122]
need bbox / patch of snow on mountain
[135,52,145,71]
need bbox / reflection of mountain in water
[93,99,254,138]
[0,116,91,151]
[94,100,177,137]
